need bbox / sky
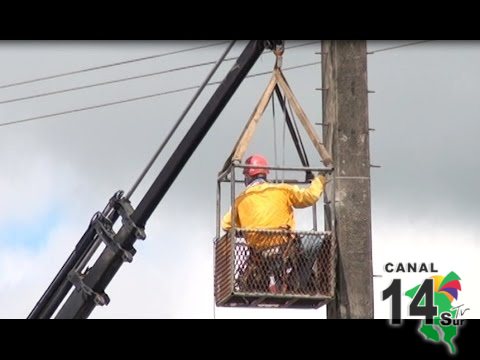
[0,40,478,319]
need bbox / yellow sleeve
[222,208,232,231]
[289,175,325,208]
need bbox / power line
[0,60,219,105]
[285,40,320,49]
[125,41,236,199]
[0,41,320,106]
[0,41,229,90]
[0,61,320,128]
[368,40,433,54]
[241,62,320,79]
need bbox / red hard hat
[244,154,270,177]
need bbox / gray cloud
[0,41,478,318]
[368,41,480,222]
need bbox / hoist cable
[125,41,236,200]
[273,86,310,168]
[271,92,279,181]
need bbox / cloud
[0,41,478,320]
[0,137,66,226]
[368,42,480,221]
[0,221,85,318]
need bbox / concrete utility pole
[321,41,374,318]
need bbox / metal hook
[274,46,284,69]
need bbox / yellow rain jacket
[222,175,325,249]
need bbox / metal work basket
[215,228,336,309]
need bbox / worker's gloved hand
[317,174,327,187]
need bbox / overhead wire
[0,60,220,106]
[368,40,433,54]
[0,61,322,128]
[125,40,236,200]
[0,41,320,106]
[0,41,230,90]
[285,40,320,49]
[1,40,430,109]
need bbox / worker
[222,154,327,293]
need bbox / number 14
[382,279,438,324]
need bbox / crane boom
[29,40,283,319]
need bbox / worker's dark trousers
[297,236,324,290]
